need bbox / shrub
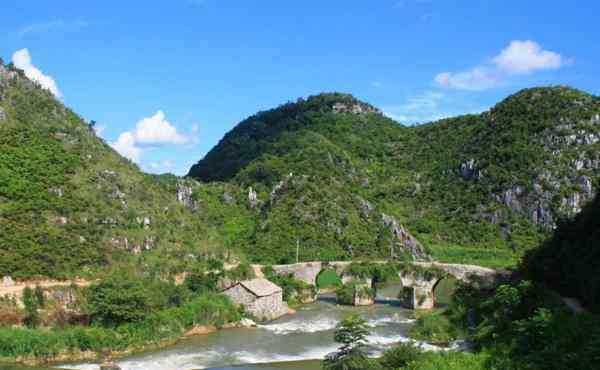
[336,281,374,306]
[85,270,180,326]
[379,342,421,369]
[22,287,40,328]
[184,271,220,294]
[323,315,381,370]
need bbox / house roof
[239,278,282,297]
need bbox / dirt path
[0,278,91,299]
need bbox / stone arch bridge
[252,261,509,309]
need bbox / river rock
[2,276,14,287]
[184,325,217,337]
[239,317,257,328]
[100,362,121,370]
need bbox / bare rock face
[221,191,235,205]
[459,159,482,181]
[381,213,429,260]
[0,63,16,82]
[248,187,258,208]
[176,179,194,207]
[332,102,381,115]
[357,196,373,219]
[0,106,5,121]
[2,276,15,287]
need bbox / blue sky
[1,0,598,175]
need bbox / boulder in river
[100,362,121,370]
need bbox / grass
[0,293,240,362]
[403,351,489,370]
[425,241,520,269]
[408,309,465,344]
[433,277,457,307]
[316,269,342,289]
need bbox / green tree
[22,287,40,328]
[85,270,170,326]
[323,315,380,370]
[34,285,45,308]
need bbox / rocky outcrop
[2,276,14,287]
[100,362,121,370]
[221,191,235,205]
[492,171,595,230]
[176,180,194,207]
[332,102,381,115]
[0,106,5,121]
[357,197,373,219]
[0,63,17,82]
[248,187,258,208]
[459,159,482,181]
[381,213,429,260]
[269,174,293,206]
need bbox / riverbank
[55,286,454,370]
[0,293,242,366]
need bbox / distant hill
[189,87,600,267]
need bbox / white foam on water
[58,351,218,370]
[259,313,414,335]
[366,314,416,327]
[258,315,339,334]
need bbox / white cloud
[12,49,62,98]
[434,40,567,91]
[132,110,189,145]
[110,132,142,162]
[492,40,564,74]
[434,68,500,91]
[110,111,193,163]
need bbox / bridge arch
[254,260,508,309]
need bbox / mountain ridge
[1,55,599,277]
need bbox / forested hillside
[0,60,254,278]
[189,87,600,267]
[2,54,599,278]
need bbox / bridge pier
[399,272,439,309]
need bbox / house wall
[247,291,288,321]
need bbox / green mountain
[0,60,254,279]
[189,87,600,267]
[2,54,599,278]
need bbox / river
[9,284,454,370]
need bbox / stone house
[222,278,289,321]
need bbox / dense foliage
[0,293,240,361]
[0,62,255,279]
[522,192,600,313]
[188,87,600,267]
[323,315,380,370]
[0,268,241,361]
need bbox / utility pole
[296,239,300,263]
